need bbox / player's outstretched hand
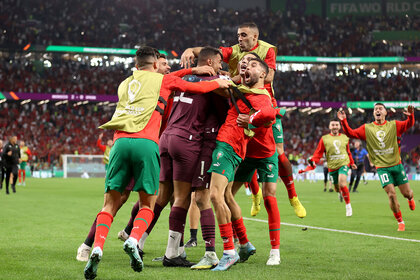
[351,164,357,170]
[299,165,315,174]
[237,114,250,128]
[214,78,231,89]
[99,133,103,139]
[180,48,195,68]
[192,66,216,76]
[403,105,414,116]
[337,109,347,121]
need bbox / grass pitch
[0,178,419,280]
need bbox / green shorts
[272,115,283,144]
[377,164,408,188]
[234,152,279,183]
[19,161,27,170]
[329,165,349,185]
[105,138,160,195]
[208,141,242,182]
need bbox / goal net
[61,154,106,178]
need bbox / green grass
[0,178,419,280]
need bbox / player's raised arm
[180,47,203,68]
[396,105,415,135]
[96,135,106,152]
[338,109,366,140]
[299,138,325,174]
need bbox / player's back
[164,75,219,141]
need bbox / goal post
[61,154,106,178]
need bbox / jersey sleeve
[219,46,233,64]
[311,138,326,164]
[347,142,355,165]
[26,148,32,157]
[395,113,415,136]
[264,48,276,70]
[168,68,192,78]
[249,106,279,127]
[96,138,106,152]
[163,75,219,94]
[341,119,366,140]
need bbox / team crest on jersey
[376,130,386,148]
[217,151,223,160]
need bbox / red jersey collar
[249,42,259,52]
[373,120,387,126]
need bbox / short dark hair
[239,22,259,31]
[374,102,386,109]
[197,46,223,64]
[245,52,261,60]
[249,57,268,77]
[135,46,159,67]
[159,53,167,59]
[330,118,341,123]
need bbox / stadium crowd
[1,56,418,102]
[1,101,419,171]
[1,0,419,57]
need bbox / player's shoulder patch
[183,75,202,83]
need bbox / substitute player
[83,46,229,279]
[17,140,31,186]
[338,104,416,231]
[300,119,356,217]
[181,22,306,218]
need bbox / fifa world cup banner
[327,0,420,17]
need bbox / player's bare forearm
[180,47,203,68]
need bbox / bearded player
[208,58,280,271]
[338,104,415,231]
[181,22,306,218]
[299,119,356,217]
[228,53,283,266]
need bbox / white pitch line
[243,217,420,243]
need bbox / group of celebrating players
[76,22,416,280]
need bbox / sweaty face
[329,121,341,134]
[373,105,387,122]
[237,27,258,52]
[243,60,263,87]
[157,58,171,74]
[209,54,223,74]
[237,54,257,76]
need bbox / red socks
[232,217,249,245]
[264,196,280,249]
[247,171,260,195]
[278,153,297,199]
[94,211,114,250]
[219,223,235,251]
[393,211,403,223]
[340,186,351,204]
[130,208,154,241]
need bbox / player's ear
[153,61,158,70]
